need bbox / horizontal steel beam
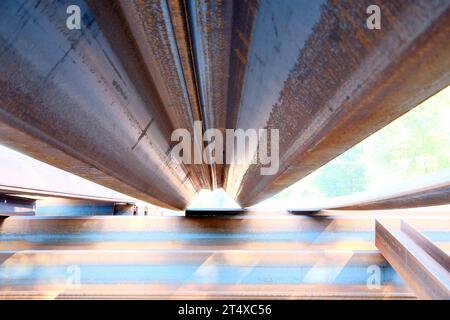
[375,220,450,299]
[2,210,449,250]
[0,250,411,299]
[333,171,450,210]
[186,0,259,188]
[288,170,450,212]
[0,184,135,204]
[185,208,247,216]
[226,0,450,207]
[6,212,444,299]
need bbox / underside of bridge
[0,0,449,300]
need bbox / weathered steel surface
[186,0,259,188]
[0,145,136,203]
[226,0,450,207]
[0,184,134,204]
[88,0,212,191]
[333,172,450,210]
[2,212,435,299]
[376,220,450,299]
[0,251,410,299]
[0,0,195,209]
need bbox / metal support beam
[1,1,449,210]
[186,0,259,188]
[226,0,450,207]
[0,195,35,216]
[185,208,246,216]
[289,170,450,212]
[87,0,213,192]
[333,171,450,210]
[0,0,196,210]
[0,184,135,204]
[3,212,435,299]
[375,220,450,299]
[35,198,116,216]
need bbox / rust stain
[233,0,450,206]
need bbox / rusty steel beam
[375,220,450,299]
[1,209,448,299]
[1,0,449,211]
[88,0,213,191]
[225,0,450,207]
[288,170,450,212]
[332,171,450,210]
[0,0,198,210]
[0,184,134,204]
[1,212,427,299]
[89,0,264,192]
[186,0,259,188]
